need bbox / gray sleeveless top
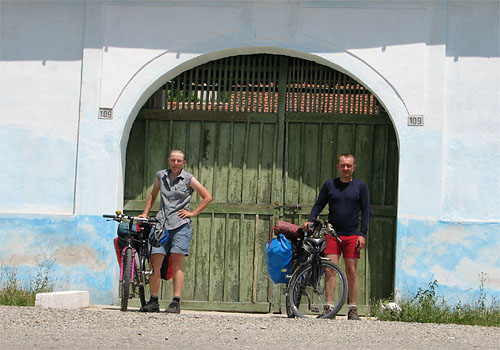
[155,168,194,230]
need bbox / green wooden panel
[285,122,301,204]
[336,123,355,154]
[144,119,169,197]
[371,124,389,205]
[319,123,336,194]
[354,124,373,184]
[228,123,246,203]
[357,247,368,305]
[182,218,197,301]
[386,126,399,206]
[124,120,145,201]
[200,121,216,196]
[223,215,240,301]
[301,123,321,203]
[256,216,272,302]
[367,216,396,300]
[193,214,212,301]
[209,214,226,302]
[214,122,231,203]
[240,215,255,303]
[171,120,187,150]
[242,123,260,203]
[185,121,202,202]
[258,123,277,204]
[139,110,279,123]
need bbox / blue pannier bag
[265,234,293,284]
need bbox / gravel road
[1,305,499,349]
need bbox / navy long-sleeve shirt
[308,178,370,237]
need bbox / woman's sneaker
[165,300,180,313]
[348,305,360,320]
[140,300,159,312]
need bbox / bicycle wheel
[285,295,295,318]
[287,260,347,319]
[120,248,133,311]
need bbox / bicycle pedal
[310,307,319,312]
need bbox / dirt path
[1,305,499,349]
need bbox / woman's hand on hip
[178,209,194,219]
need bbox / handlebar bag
[265,234,293,284]
[117,222,141,237]
[273,220,302,240]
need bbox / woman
[139,149,212,313]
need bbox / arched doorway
[123,54,398,314]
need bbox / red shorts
[324,234,360,259]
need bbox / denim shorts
[150,223,192,256]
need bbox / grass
[371,277,500,327]
[0,259,55,306]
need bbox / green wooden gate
[123,54,398,314]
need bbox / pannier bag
[113,236,173,281]
[265,234,293,284]
[160,253,173,281]
[113,236,140,265]
[273,220,302,240]
[114,222,142,264]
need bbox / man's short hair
[338,153,356,165]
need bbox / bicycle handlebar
[103,213,158,224]
[305,220,342,242]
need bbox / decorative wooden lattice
[143,54,383,115]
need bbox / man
[305,153,370,320]
[139,149,212,313]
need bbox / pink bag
[273,220,302,240]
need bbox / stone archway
[118,53,400,313]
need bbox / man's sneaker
[317,304,336,319]
[165,300,180,314]
[140,300,159,313]
[348,305,360,320]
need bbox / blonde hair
[169,149,185,160]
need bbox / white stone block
[35,291,90,309]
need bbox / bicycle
[283,219,348,319]
[103,211,158,311]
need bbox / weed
[0,257,56,306]
[371,277,500,327]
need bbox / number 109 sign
[408,115,424,126]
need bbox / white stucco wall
[0,1,85,214]
[1,0,498,305]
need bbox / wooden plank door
[282,113,398,314]
[276,57,398,314]
[124,112,280,312]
